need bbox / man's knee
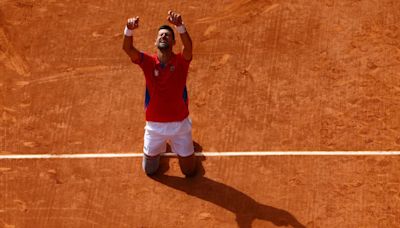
[178,154,197,177]
[142,154,160,176]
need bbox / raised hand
[126,16,140,30]
[167,10,183,26]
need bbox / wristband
[124,26,133,36]
[176,24,186,34]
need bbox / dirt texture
[1,0,400,153]
[1,156,400,227]
[1,0,400,227]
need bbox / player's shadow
[152,142,305,228]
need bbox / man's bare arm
[178,28,193,61]
[167,11,193,61]
[122,16,141,62]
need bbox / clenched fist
[167,10,183,26]
[126,16,139,30]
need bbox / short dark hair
[158,25,175,40]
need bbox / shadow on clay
[151,141,305,228]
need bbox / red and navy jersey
[132,52,191,122]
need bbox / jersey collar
[155,53,176,67]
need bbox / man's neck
[157,49,173,64]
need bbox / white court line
[0,151,400,159]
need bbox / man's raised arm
[167,11,193,61]
[122,16,141,62]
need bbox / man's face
[155,29,175,50]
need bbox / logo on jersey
[154,69,159,77]
[170,65,175,72]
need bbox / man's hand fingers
[127,16,139,29]
[172,12,179,19]
[167,11,183,26]
[134,17,139,26]
[167,15,175,24]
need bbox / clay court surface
[1,0,400,227]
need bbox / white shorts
[143,117,194,157]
